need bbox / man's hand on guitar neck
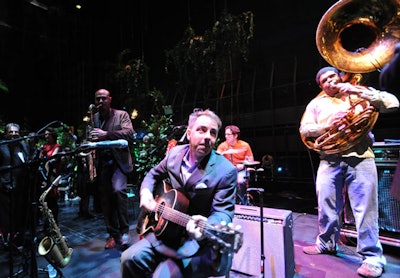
[139,188,157,211]
[187,215,208,241]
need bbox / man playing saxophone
[299,66,399,278]
[89,88,134,251]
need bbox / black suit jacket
[141,144,237,226]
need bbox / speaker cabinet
[344,166,400,233]
[231,205,295,278]
[342,142,400,246]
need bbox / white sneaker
[357,263,383,278]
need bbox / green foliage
[109,49,175,183]
[114,49,149,96]
[56,126,77,151]
[132,114,174,181]
[110,9,255,183]
[0,119,7,135]
[0,79,8,93]
[165,11,254,92]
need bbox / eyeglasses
[225,133,233,136]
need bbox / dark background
[0,0,340,129]
[1,0,399,182]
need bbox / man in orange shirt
[217,125,254,204]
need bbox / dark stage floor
[1,185,399,278]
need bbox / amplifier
[231,205,295,278]
[342,141,400,246]
[372,141,400,166]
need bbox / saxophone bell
[38,175,73,268]
[38,236,73,268]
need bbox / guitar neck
[155,203,208,231]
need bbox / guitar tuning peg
[220,221,227,226]
[227,222,233,228]
[235,224,242,231]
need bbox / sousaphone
[301,0,400,154]
[316,0,400,73]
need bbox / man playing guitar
[121,109,241,277]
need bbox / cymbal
[243,160,260,166]
[218,148,246,155]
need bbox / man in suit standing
[120,109,237,277]
[89,88,134,250]
[0,123,31,246]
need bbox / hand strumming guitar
[139,188,157,211]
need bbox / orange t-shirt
[216,140,253,166]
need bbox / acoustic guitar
[136,180,243,256]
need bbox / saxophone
[38,175,73,268]
[79,104,98,182]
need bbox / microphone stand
[0,148,46,278]
[0,120,64,146]
[247,187,265,278]
[0,134,38,146]
[35,120,65,136]
[0,145,82,278]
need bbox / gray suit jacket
[141,144,237,225]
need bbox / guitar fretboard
[156,202,210,231]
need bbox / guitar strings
[155,203,240,251]
[156,203,215,231]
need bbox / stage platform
[1,190,399,278]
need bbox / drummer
[217,125,255,204]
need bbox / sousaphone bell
[301,0,400,154]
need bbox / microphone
[89,104,99,111]
[80,139,129,149]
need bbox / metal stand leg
[247,187,265,278]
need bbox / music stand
[0,135,69,278]
[0,143,47,277]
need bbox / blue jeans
[120,236,230,277]
[315,156,386,267]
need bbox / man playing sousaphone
[299,66,399,278]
